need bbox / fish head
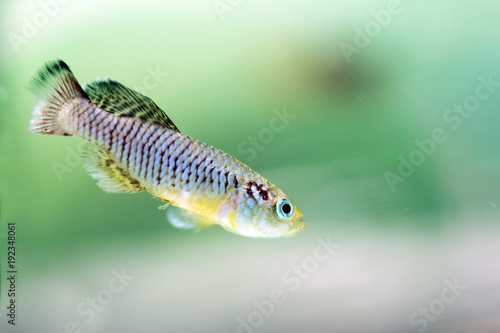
[220,181,306,238]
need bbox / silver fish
[29,60,305,238]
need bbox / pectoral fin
[166,206,213,231]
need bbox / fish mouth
[296,221,306,233]
[300,221,306,230]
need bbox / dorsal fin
[83,79,180,131]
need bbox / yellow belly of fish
[148,184,231,227]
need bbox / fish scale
[82,109,223,204]
[29,60,305,238]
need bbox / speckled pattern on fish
[29,60,305,238]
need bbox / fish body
[29,60,305,238]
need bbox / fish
[29,60,305,238]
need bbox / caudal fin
[29,60,88,135]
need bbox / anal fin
[84,144,145,193]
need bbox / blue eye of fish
[276,198,293,219]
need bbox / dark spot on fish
[245,181,270,201]
[256,183,270,201]
[208,167,215,185]
[223,171,230,192]
[216,170,221,186]
[259,188,269,201]
[246,181,257,200]
[233,175,239,188]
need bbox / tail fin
[29,60,88,135]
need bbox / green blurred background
[1,0,499,332]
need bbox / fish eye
[276,198,293,219]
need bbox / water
[0,0,499,332]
